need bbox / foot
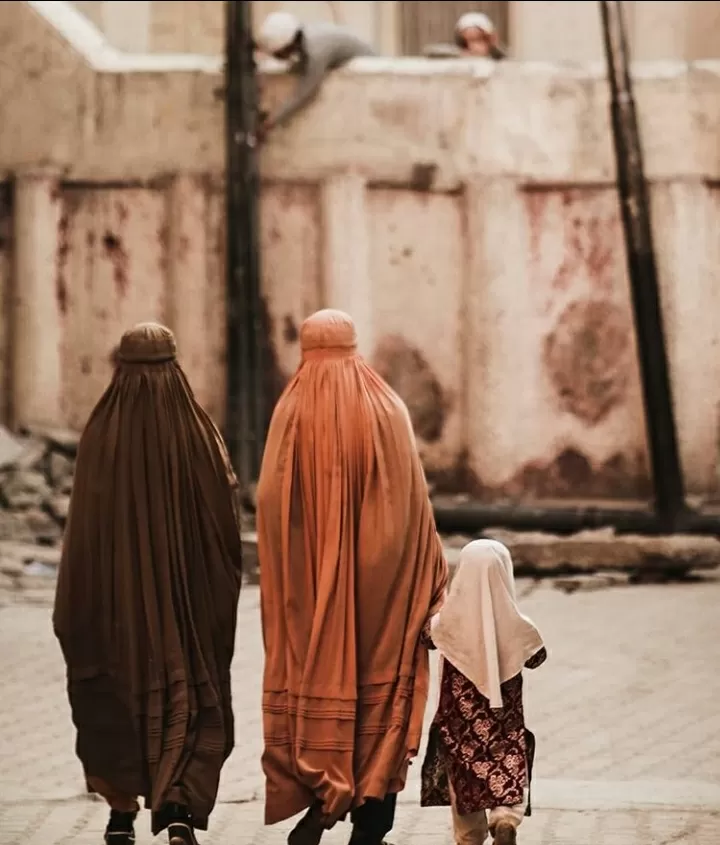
[348,838,393,845]
[104,810,137,845]
[493,820,517,845]
[348,832,393,845]
[288,805,325,845]
[168,822,200,845]
[104,834,135,845]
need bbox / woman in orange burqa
[257,309,448,845]
[53,323,243,845]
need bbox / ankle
[106,809,137,831]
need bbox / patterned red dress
[420,627,546,816]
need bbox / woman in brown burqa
[53,323,243,845]
[257,309,448,845]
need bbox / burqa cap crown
[117,322,177,364]
[300,309,357,352]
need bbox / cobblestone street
[1,573,719,845]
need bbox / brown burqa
[53,323,243,835]
[257,309,448,826]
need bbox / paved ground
[1,571,719,845]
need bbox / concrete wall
[4,1,720,505]
[68,0,397,55]
[69,0,720,61]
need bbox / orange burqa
[257,310,448,825]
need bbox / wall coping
[26,1,720,80]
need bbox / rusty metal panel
[0,183,11,426]
[517,185,650,500]
[366,187,464,486]
[58,186,168,430]
[259,182,322,405]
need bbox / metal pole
[225,0,264,488]
[599,0,685,530]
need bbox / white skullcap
[455,12,495,36]
[258,11,301,54]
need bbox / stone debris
[0,425,261,585]
[0,425,76,554]
[0,426,26,468]
[3,422,719,591]
[554,572,631,594]
[482,527,720,577]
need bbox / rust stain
[526,189,619,294]
[509,447,650,499]
[55,189,85,318]
[370,99,423,131]
[372,334,447,443]
[102,231,130,297]
[56,212,70,316]
[259,297,290,427]
[409,163,438,192]
[115,200,128,223]
[429,446,651,500]
[544,298,632,425]
[282,314,299,345]
[0,187,9,254]
[158,222,169,252]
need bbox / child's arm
[419,619,437,650]
[525,646,547,670]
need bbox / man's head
[454,12,500,58]
[257,11,303,61]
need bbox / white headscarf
[455,12,495,37]
[431,539,544,709]
[257,11,301,55]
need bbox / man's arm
[266,52,330,130]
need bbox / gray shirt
[269,23,376,129]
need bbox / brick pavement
[1,574,719,844]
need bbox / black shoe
[104,810,137,845]
[168,821,200,845]
[348,838,392,845]
[288,804,325,845]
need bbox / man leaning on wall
[255,11,376,140]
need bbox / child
[420,540,546,845]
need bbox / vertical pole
[225,0,264,488]
[599,0,685,529]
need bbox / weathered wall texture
[68,0,720,61]
[4,1,720,504]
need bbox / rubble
[0,425,261,585]
[0,426,76,554]
[480,528,720,577]
[4,422,718,591]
